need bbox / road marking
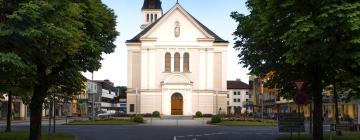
[173,132,226,139]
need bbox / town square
[1,0,360,140]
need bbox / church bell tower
[141,0,163,30]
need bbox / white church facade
[126,0,228,116]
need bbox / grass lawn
[216,120,276,126]
[276,132,360,140]
[0,131,74,140]
[68,119,138,125]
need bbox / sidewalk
[0,117,78,126]
[141,118,210,126]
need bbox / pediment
[142,6,212,42]
[126,4,228,44]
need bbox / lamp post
[0,101,2,119]
[91,72,96,120]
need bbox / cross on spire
[176,0,179,4]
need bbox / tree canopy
[232,0,360,139]
[0,0,118,139]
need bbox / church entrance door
[171,93,183,115]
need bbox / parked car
[97,110,116,118]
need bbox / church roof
[127,4,228,43]
[142,0,162,10]
[227,80,249,89]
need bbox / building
[0,94,28,120]
[119,99,127,113]
[87,80,120,116]
[226,80,251,114]
[250,74,360,122]
[249,74,278,119]
[126,0,228,115]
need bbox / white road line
[173,132,226,139]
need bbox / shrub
[142,113,152,117]
[133,115,144,123]
[152,111,160,117]
[211,115,221,123]
[203,114,213,117]
[195,111,203,117]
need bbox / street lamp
[0,101,2,119]
[91,72,96,120]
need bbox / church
[126,0,228,116]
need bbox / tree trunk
[53,99,56,133]
[5,91,12,132]
[312,70,323,140]
[333,82,341,135]
[29,65,47,140]
[29,85,46,140]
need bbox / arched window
[174,52,180,72]
[155,14,157,20]
[165,52,171,72]
[183,53,189,72]
[146,14,149,22]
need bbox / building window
[246,92,249,95]
[165,52,171,72]
[130,104,135,112]
[147,14,149,22]
[227,101,229,105]
[233,99,236,102]
[227,94,229,98]
[233,92,236,95]
[238,99,240,102]
[174,52,180,72]
[183,53,189,72]
[155,14,157,20]
[246,99,249,102]
[151,14,153,22]
[238,91,241,95]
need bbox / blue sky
[83,0,250,86]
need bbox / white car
[97,111,115,118]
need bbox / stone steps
[161,115,193,120]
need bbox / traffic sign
[294,91,308,105]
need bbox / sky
[83,0,250,87]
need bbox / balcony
[242,101,254,107]
[100,102,120,108]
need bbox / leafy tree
[0,0,118,140]
[231,0,360,140]
[116,86,127,99]
[0,53,33,132]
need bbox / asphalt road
[1,125,280,140]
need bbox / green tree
[0,53,33,132]
[0,0,118,140]
[231,1,360,140]
[116,86,127,99]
